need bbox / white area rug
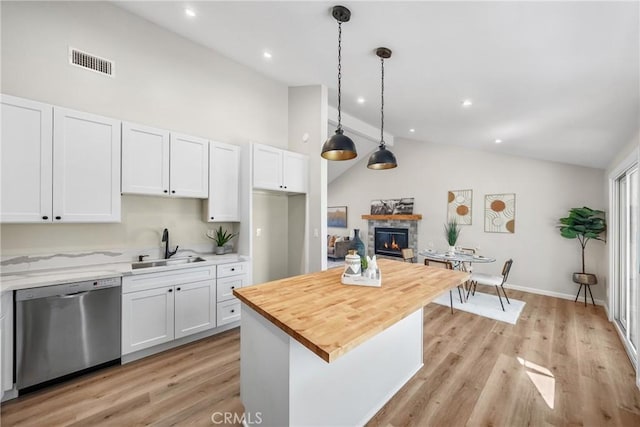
[432,290,526,325]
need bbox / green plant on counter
[207,226,238,247]
[444,219,461,246]
[558,206,606,273]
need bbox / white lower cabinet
[1,291,14,396]
[217,299,241,326]
[121,266,216,355]
[174,280,216,339]
[122,262,249,357]
[216,261,248,327]
[122,286,175,354]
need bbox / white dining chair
[469,259,513,311]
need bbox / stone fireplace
[362,214,421,260]
[374,227,409,258]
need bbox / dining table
[418,249,496,301]
[418,249,496,270]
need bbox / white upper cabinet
[253,143,308,193]
[53,107,121,222]
[0,95,53,223]
[253,144,283,190]
[121,122,170,196]
[205,141,240,222]
[169,133,209,198]
[121,126,209,199]
[283,151,308,194]
[1,95,121,223]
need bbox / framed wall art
[370,198,414,215]
[447,189,472,225]
[485,193,516,233]
[327,206,348,228]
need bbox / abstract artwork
[485,193,516,233]
[327,206,348,228]
[447,189,472,225]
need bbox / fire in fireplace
[374,227,409,258]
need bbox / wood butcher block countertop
[233,259,469,363]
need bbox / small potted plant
[558,206,606,289]
[206,226,238,255]
[444,219,460,255]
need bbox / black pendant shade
[322,5,357,161]
[367,46,397,170]
[367,144,397,169]
[322,128,357,160]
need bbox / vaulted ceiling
[116,1,639,169]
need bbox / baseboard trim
[503,283,605,306]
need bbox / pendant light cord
[380,55,385,146]
[337,20,343,131]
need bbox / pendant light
[321,5,357,161]
[367,47,397,170]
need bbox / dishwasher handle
[58,290,91,298]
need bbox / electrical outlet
[313,228,319,238]
[256,228,262,237]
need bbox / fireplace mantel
[361,214,422,221]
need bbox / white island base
[240,305,424,426]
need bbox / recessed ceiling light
[462,99,473,107]
[357,97,365,104]
[263,51,273,59]
[409,128,415,133]
[494,139,502,144]
[184,8,196,17]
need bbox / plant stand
[573,273,597,306]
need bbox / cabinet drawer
[217,262,247,278]
[217,275,247,302]
[123,266,216,293]
[217,299,241,326]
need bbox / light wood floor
[2,286,639,426]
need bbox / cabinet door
[206,141,240,222]
[1,292,13,393]
[121,122,170,196]
[283,151,308,193]
[0,95,53,223]
[253,143,283,190]
[122,286,174,355]
[53,108,121,222]
[169,133,208,198]
[174,280,216,339]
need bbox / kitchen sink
[131,256,206,270]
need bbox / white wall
[0,1,288,256]
[288,86,329,273]
[329,138,607,300]
[252,192,289,284]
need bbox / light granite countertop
[0,254,248,293]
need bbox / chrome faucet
[162,228,179,259]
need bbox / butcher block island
[233,259,469,426]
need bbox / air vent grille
[69,48,114,77]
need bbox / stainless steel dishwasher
[16,277,121,392]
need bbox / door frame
[608,148,639,379]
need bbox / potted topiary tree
[558,206,606,304]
